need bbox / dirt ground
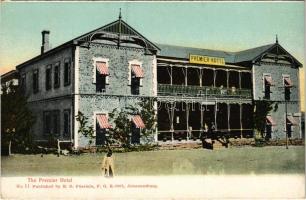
[1,146,304,176]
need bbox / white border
[74,46,80,149]
[92,57,109,84]
[93,111,109,136]
[128,59,143,86]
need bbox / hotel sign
[189,54,225,66]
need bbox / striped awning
[96,62,109,75]
[284,77,293,87]
[264,76,273,86]
[97,114,112,129]
[131,64,144,78]
[266,116,276,126]
[132,115,145,128]
[287,116,298,126]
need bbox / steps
[212,140,224,150]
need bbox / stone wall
[28,98,73,141]
[76,44,156,147]
[18,46,75,142]
[78,44,155,96]
[19,47,74,102]
[253,63,301,139]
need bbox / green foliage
[253,100,274,137]
[75,111,95,147]
[108,108,131,147]
[1,81,35,154]
[109,97,157,148]
[126,98,157,142]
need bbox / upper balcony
[158,84,252,98]
[157,64,252,99]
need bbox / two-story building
[15,16,303,149]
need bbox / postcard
[1,1,305,199]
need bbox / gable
[235,43,302,67]
[74,19,159,53]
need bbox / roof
[233,44,274,63]
[157,43,302,67]
[15,18,301,69]
[17,18,159,69]
[1,70,18,83]
[75,19,160,51]
[157,44,236,63]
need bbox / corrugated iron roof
[233,44,274,63]
[157,44,236,63]
[157,43,277,64]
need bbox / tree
[109,97,157,147]
[108,108,131,147]
[75,111,95,147]
[253,100,274,138]
[1,81,35,155]
[127,98,157,143]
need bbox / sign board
[189,54,225,66]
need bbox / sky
[0,2,304,110]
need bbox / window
[64,59,71,86]
[43,110,60,136]
[95,113,111,145]
[52,110,60,136]
[33,69,39,94]
[130,64,144,95]
[95,61,109,92]
[131,115,145,144]
[63,109,71,137]
[43,111,52,135]
[283,76,292,101]
[20,73,26,92]
[265,115,276,140]
[263,75,272,99]
[54,62,60,88]
[45,65,52,90]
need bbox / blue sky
[0,2,304,72]
[0,2,304,110]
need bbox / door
[96,122,106,145]
[131,123,140,144]
[286,124,292,138]
[265,125,272,139]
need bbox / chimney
[41,30,50,54]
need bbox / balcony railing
[158,84,252,98]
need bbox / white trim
[74,46,80,149]
[299,114,302,138]
[154,101,158,142]
[152,55,157,96]
[92,57,109,84]
[284,113,287,133]
[93,111,109,136]
[282,74,290,86]
[128,59,143,85]
[252,65,255,98]
[262,73,272,91]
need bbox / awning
[97,114,112,129]
[284,77,293,87]
[132,115,145,128]
[287,116,298,126]
[96,62,109,75]
[131,64,144,78]
[264,76,273,86]
[266,116,276,126]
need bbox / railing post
[213,69,216,88]
[239,71,242,89]
[227,70,229,89]
[240,103,243,139]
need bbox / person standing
[101,149,115,177]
